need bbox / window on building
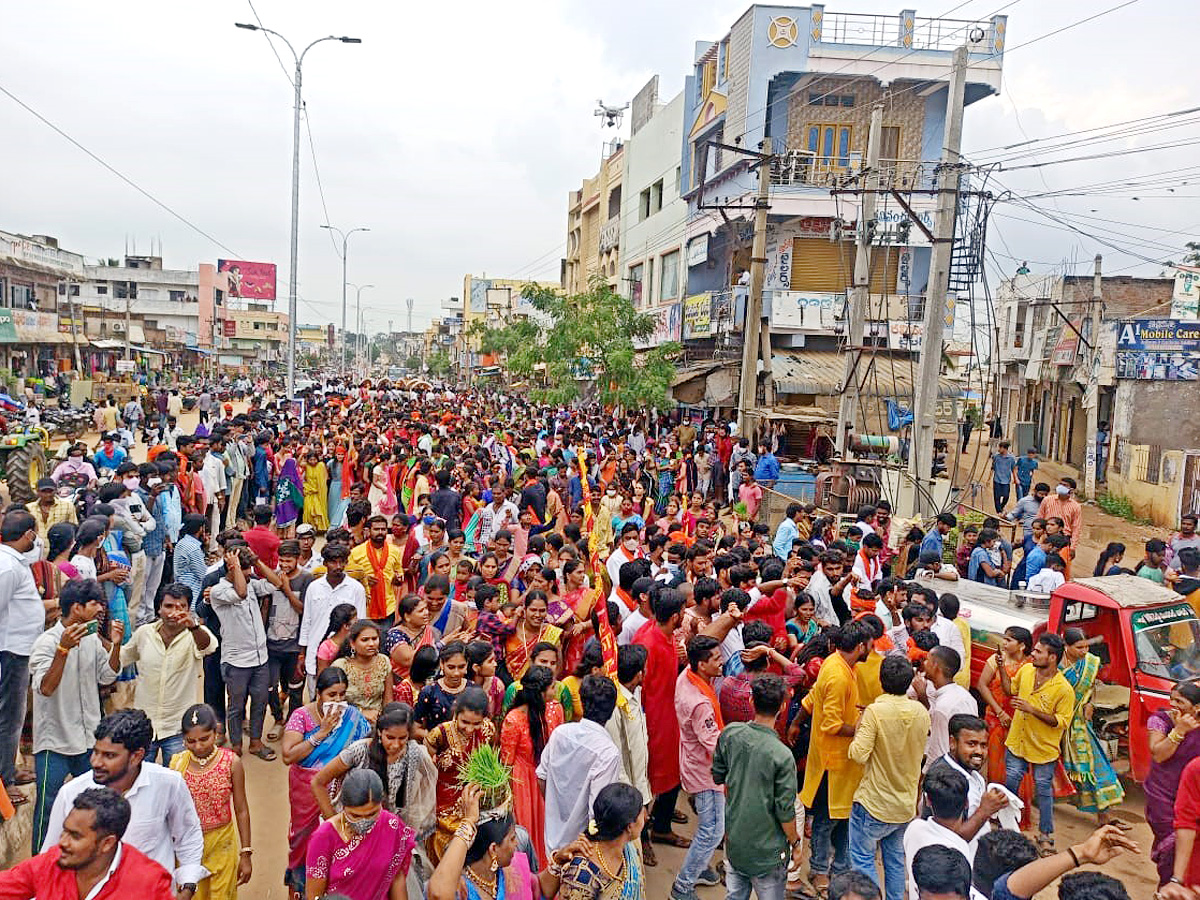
[650,180,663,215]
[113,283,129,299]
[639,188,651,222]
[254,321,262,330]
[56,283,81,296]
[807,125,853,169]
[629,264,644,305]
[660,250,680,301]
[720,38,730,80]
[9,284,33,310]
[608,186,622,220]
[675,166,682,195]
[809,92,855,107]
[646,258,655,306]
[215,289,224,306]
[169,290,186,302]
[96,285,108,295]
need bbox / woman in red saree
[426,686,497,864]
[977,626,1034,828]
[499,665,564,867]
[557,560,595,675]
[504,591,564,681]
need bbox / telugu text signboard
[682,294,712,340]
[1115,319,1200,381]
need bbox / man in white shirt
[42,708,208,897]
[922,714,1009,846]
[0,509,45,801]
[119,583,217,766]
[617,577,655,645]
[297,543,366,694]
[605,646,652,808]
[902,767,976,900]
[607,524,646,597]
[808,552,849,627]
[537,675,622,852]
[914,647,979,765]
[200,437,229,549]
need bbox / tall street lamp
[320,225,369,376]
[235,21,361,398]
[349,283,374,374]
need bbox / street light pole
[349,283,374,375]
[235,22,361,399]
[321,225,369,377]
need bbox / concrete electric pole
[737,146,773,436]
[1084,254,1103,498]
[837,103,884,452]
[908,44,968,517]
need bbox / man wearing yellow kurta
[1002,634,1076,849]
[345,515,405,625]
[800,626,871,893]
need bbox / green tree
[426,350,452,377]
[405,354,422,370]
[471,279,679,408]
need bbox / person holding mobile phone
[27,577,121,851]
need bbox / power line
[303,104,343,259]
[245,0,295,88]
[0,80,243,258]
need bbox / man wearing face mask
[27,477,77,550]
[104,472,156,626]
[1037,477,1082,573]
[51,442,98,489]
[607,523,646,596]
[0,510,45,806]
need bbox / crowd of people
[0,378,1192,900]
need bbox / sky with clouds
[1,0,1195,334]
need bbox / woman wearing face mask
[281,667,372,896]
[311,702,436,837]
[305,768,417,900]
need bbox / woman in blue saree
[280,667,372,897]
[1060,627,1129,828]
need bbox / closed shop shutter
[789,237,902,295]
[791,238,852,292]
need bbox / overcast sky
[1,0,1195,334]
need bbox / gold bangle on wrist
[454,823,477,845]
[1170,729,1185,744]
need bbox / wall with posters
[635,303,682,349]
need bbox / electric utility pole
[737,144,773,435]
[908,44,968,517]
[1084,254,1103,498]
[837,103,884,452]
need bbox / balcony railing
[819,12,995,53]
[769,151,935,190]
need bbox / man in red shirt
[0,786,175,900]
[241,504,280,569]
[633,587,689,848]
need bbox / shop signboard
[1115,318,1200,381]
[682,294,712,340]
[769,291,842,330]
[1173,266,1200,321]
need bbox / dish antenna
[594,100,629,129]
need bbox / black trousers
[650,784,681,833]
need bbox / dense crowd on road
[5,377,1200,900]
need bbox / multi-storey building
[564,142,624,295]
[994,271,1200,527]
[666,4,1007,420]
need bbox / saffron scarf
[365,540,393,620]
[686,668,725,731]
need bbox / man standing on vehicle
[990,441,1018,513]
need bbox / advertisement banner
[686,234,709,267]
[1115,318,1200,381]
[635,303,682,349]
[223,319,236,337]
[682,294,712,340]
[1050,319,1081,366]
[1173,266,1200,321]
[217,259,277,301]
[764,234,793,291]
[770,291,842,330]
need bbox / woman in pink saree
[306,768,416,900]
[280,668,371,899]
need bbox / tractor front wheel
[6,442,46,504]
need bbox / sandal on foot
[1036,834,1056,857]
[250,746,277,762]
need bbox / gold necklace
[194,749,219,769]
[465,865,497,898]
[594,844,625,881]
